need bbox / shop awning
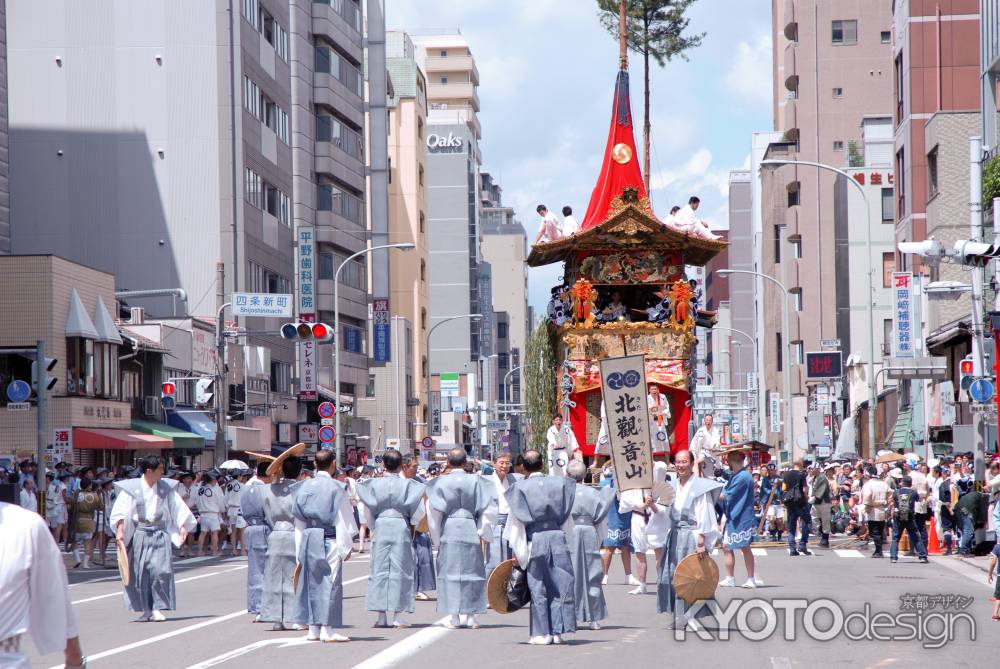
[167,410,219,446]
[74,428,172,450]
[132,419,205,450]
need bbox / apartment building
[0,0,8,255]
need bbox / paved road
[28,544,996,668]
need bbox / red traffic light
[161,382,176,396]
[280,322,334,342]
[960,359,974,375]
[312,323,329,339]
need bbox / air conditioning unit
[130,307,145,324]
[143,396,161,418]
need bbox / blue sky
[387,0,774,314]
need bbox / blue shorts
[724,526,756,549]
[603,526,632,549]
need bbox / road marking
[769,657,793,669]
[750,548,767,556]
[47,609,249,668]
[834,549,864,558]
[184,636,315,669]
[344,575,369,586]
[177,556,214,564]
[71,566,247,604]
[351,617,453,669]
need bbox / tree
[524,322,557,459]
[597,0,705,192]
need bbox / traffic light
[31,357,58,392]
[959,356,975,391]
[954,240,1000,267]
[161,381,177,409]
[280,322,334,342]
[195,378,214,406]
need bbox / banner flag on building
[599,354,654,492]
[892,272,914,358]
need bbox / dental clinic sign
[426,132,465,154]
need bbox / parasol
[673,552,719,605]
[219,459,249,470]
[116,539,130,586]
[875,452,905,464]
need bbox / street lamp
[709,325,756,438]
[425,313,483,439]
[717,269,793,460]
[334,242,415,466]
[760,158,878,460]
[503,365,522,411]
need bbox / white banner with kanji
[599,354,654,492]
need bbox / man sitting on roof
[532,204,564,245]
[672,197,721,241]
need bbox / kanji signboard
[892,272,914,358]
[599,354,654,492]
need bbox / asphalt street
[28,543,999,668]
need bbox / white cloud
[725,33,773,106]
[476,55,530,98]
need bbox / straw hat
[673,553,719,605]
[266,442,307,479]
[116,539,130,587]
[486,559,517,613]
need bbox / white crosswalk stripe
[834,549,865,558]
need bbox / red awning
[74,428,172,450]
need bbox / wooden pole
[619,0,628,69]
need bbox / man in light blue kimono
[657,450,723,631]
[109,456,195,622]
[426,448,496,629]
[403,454,436,601]
[292,449,357,642]
[719,446,761,589]
[240,461,271,621]
[357,449,427,629]
[504,449,577,646]
[260,448,305,631]
[567,461,615,630]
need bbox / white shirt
[675,475,721,546]
[197,483,227,515]
[647,393,671,427]
[19,489,38,514]
[490,472,513,515]
[45,481,66,509]
[0,502,79,665]
[109,478,195,548]
[562,215,579,236]
[690,425,719,460]
[546,425,578,452]
[536,212,562,243]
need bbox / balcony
[424,55,479,84]
[783,42,796,90]
[427,81,480,112]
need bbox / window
[417,118,423,139]
[881,30,891,44]
[317,181,363,223]
[242,0,259,29]
[365,374,376,398]
[774,224,782,263]
[270,361,291,394]
[243,77,260,118]
[440,76,448,85]
[831,20,858,45]
[316,113,364,160]
[419,212,425,233]
[420,259,426,282]
[341,324,365,354]
[66,337,93,396]
[440,49,447,57]
[245,168,262,208]
[882,252,895,288]
[258,6,288,60]
[497,322,508,339]
[776,332,783,372]
[896,148,906,217]
[92,341,119,399]
[883,319,893,356]
[881,187,894,222]
[314,0,361,30]
[787,187,800,207]
[927,147,939,199]
[421,308,427,331]
[792,238,803,259]
[792,341,804,365]
[833,140,845,151]
[419,165,424,186]
[894,54,904,121]
[498,352,509,368]
[247,261,290,294]
[263,183,290,223]
[318,252,366,290]
[832,87,843,98]
[314,40,363,96]
[793,291,803,312]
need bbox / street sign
[298,423,319,444]
[372,298,390,362]
[891,272,915,358]
[421,436,434,448]
[820,339,841,350]
[886,356,948,380]
[5,380,30,403]
[969,378,995,403]
[232,292,293,317]
[971,402,996,413]
[320,417,335,426]
[318,402,335,419]
[318,425,336,443]
[486,420,509,431]
[6,402,30,412]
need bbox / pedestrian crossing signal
[161,381,177,409]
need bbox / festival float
[527,63,727,460]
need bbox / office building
[0,0,8,255]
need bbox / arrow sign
[969,378,995,404]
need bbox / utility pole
[215,262,229,466]
[35,340,46,491]
[970,137,987,476]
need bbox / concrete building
[764,0,894,456]
[982,0,1000,153]
[355,316,415,452]
[7,0,302,437]
[412,34,485,413]
[480,171,528,405]
[0,0,8,255]
[891,1,980,256]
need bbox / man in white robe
[647,384,671,450]
[673,196,721,240]
[0,501,83,669]
[690,414,721,477]
[110,456,196,622]
[561,206,579,236]
[485,452,517,574]
[532,205,563,245]
[618,461,674,594]
[545,415,579,477]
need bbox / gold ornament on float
[611,143,633,164]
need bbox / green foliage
[596,0,705,65]
[984,155,1000,205]
[524,322,558,459]
[847,140,864,168]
